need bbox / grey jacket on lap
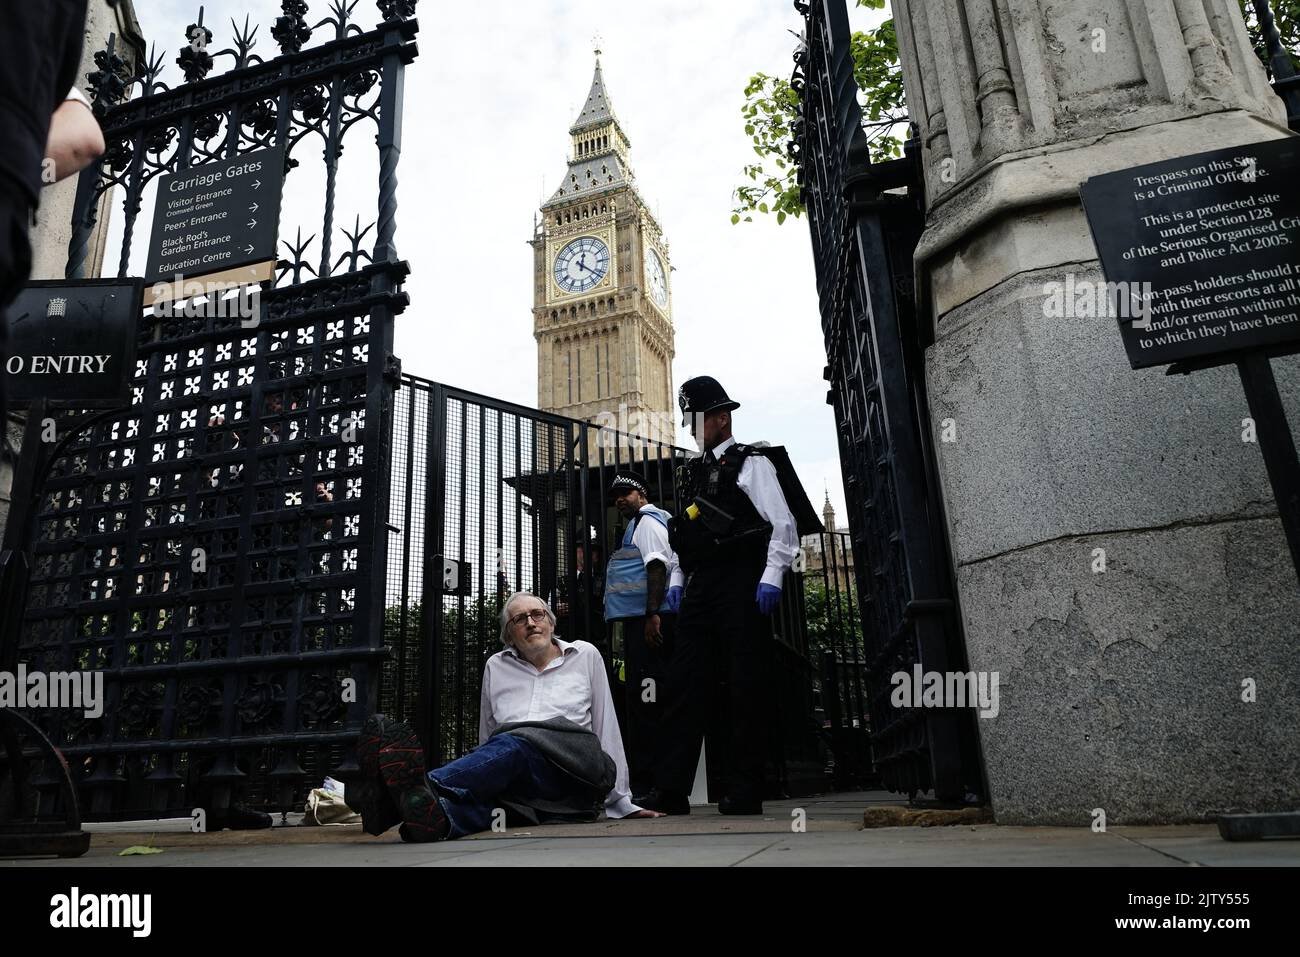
[491,716,616,825]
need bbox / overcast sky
[113,0,889,527]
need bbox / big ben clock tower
[532,53,675,437]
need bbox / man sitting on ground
[348,591,664,840]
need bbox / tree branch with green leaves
[733,0,904,225]
[734,0,1300,226]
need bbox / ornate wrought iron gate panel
[4,4,419,819]
[792,0,979,800]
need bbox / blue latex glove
[666,585,683,613]
[756,583,781,615]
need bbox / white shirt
[479,637,640,819]
[630,504,678,583]
[668,435,800,590]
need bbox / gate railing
[802,530,873,787]
[384,378,686,767]
[4,2,419,820]
[1251,0,1300,130]
[382,376,854,795]
[790,0,979,801]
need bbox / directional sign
[144,144,285,293]
[1081,137,1300,369]
[3,279,143,407]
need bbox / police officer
[636,377,799,815]
[604,470,678,798]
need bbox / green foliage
[800,574,861,662]
[734,73,804,226]
[735,0,1300,225]
[1240,0,1300,71]
[383,592,506,759]
[733,0,906,225]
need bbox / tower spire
[543,52,635,209]
[571,53,617,133]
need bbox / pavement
[5,792,1300,867]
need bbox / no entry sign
[3,279,143,407]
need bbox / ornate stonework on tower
[532,55,675,435]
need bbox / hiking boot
[358,714,448,842]
[396,786,450,843]
[352,715,403,835]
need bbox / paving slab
[6,793,1300,866]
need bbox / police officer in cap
[603,470,679,797]
[635,377,799,815]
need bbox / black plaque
[3,279,143,407]
[1080,137,1300,369]
[144,144,285,285]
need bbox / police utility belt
[604,506,674,621]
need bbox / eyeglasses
[507,608,549,629]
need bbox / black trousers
[0,198,33,446]
[655,552,770,802]
[622,610,676,797]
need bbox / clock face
[553,236,610,295]
[645,248,668,308]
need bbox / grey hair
[499,591,556,647]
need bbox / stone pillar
[894,0,1300,823]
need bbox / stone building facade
[892,0,1300,823]
[532,57,675,440]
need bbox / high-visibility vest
[604,506,673,621]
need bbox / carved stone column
[894,0,1300,823]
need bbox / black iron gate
[791,0,981,801]
[2,3,419,820]
[382,377,845,797]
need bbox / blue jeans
[427,734,579,839]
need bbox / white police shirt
[631,503,679,583]
[479,637,640,819]
[668,435,799,590]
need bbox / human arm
[44,91,104,184]
[644,559,666,647]
[737,455,799,588]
